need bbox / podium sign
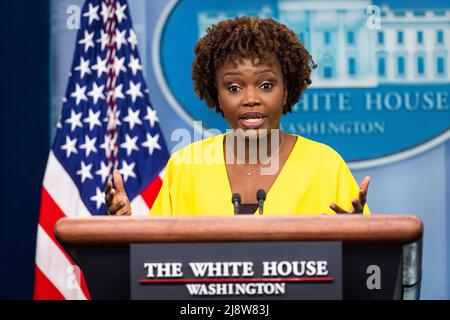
[130,242,343,300]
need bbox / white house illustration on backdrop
[197,0,450,88]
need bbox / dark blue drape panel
[0,1,50,299]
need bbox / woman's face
[215,58,286,135]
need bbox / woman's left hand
[330,176,371,214]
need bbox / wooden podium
[55,215,423,300]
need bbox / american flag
[34,0,170,299]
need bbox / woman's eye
[228,85,241,93]
[260,82,273,90]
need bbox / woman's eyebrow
[255,69,277,75]
[222,71,242,79]
[222,69,277,79]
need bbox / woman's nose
[242,87,260,107]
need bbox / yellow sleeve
[335,159,371,215]
[149,157,173,216]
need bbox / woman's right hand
[105,169,132,216]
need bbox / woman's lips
[240,117,266,129]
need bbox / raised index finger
[359,176,371,204]
[113,169,126,196]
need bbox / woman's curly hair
[192,16,316,115]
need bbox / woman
[105,17,371,216]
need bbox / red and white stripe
[34,151,92,300]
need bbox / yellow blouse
[150,133,370,216]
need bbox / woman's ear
[283,88,288,106]
[217,97,222,110]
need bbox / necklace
[229,134,284,176]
